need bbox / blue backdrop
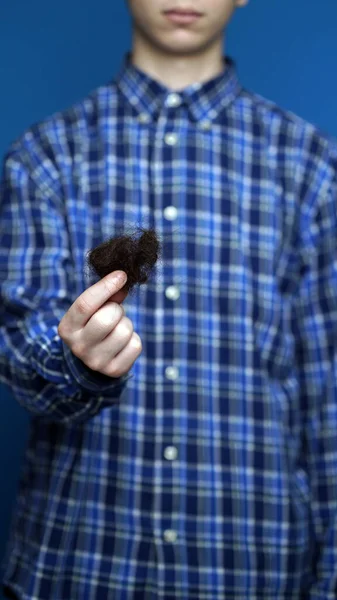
[1,0,337,593]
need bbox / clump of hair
[85,226,162,295]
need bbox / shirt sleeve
[0,145,133,425]
[291,140,337,599]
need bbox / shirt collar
[114,52,242,123]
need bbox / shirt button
[164,132,178,146]
[165,285,180,301]
[164,446,178,460]
[165,93,181,108]
[199,119,212,130]
[138,112,150,124]
[163,206,178,221]
[163,529,177,543]
[165,366,179,380]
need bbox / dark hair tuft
[85,226,161,294]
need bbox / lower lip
[164,11,202,25]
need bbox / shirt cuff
[61,338,134,394]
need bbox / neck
[130,34,226,91]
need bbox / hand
[58,270,142,378]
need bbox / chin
[153,34,209,56]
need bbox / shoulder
[235,87,337,163]
[3,81,119,192]
[232,87,337,198]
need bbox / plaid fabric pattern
[1,52,337,599]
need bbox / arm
[0,143,132,425]
[292,139,337,598]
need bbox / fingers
[82,301,126,346]
[91,331,143,378]
[57,268,142,380]
[61,271,127,332]
[76,315,139,375]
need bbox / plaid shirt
[1,52,337,600]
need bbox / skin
[58,272,139,378]
[58,0,248,378]
[126,0,248,90]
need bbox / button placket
[155,100,182,552]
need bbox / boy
[1,0,337,597]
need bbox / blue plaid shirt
[1,52,337,600]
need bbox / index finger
[67,270,127,330]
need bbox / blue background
[1,0,337,593]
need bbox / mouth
[163,8,204,25]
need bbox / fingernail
[115,271,127,283]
